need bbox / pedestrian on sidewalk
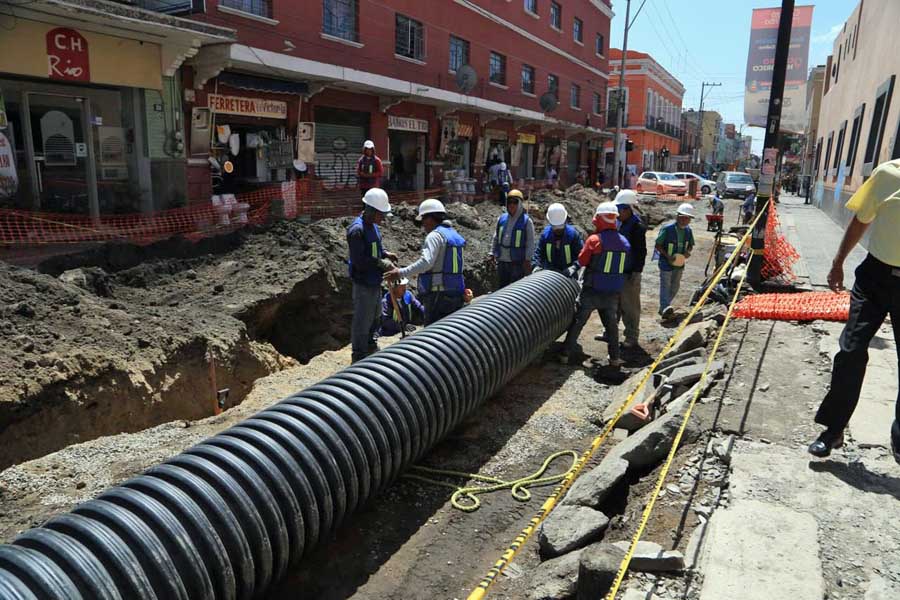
[494,161,513,206]
[490,189,535,288]
[655,203,695,320]
[808,159,900,463]
[347,188,397,363]
[384,199,467,325]
[615,190,647,348]
[357,140,384,194]
[560,202,631,368]
[378,278,424,337]
[533,202,583,274]
[742,192,756,225]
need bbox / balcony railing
[123,0,203,14]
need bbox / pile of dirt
[0,187,604,470]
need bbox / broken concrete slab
[684,519,709,570]
[562,457,629,509]
[864,575,900,600]
[656,347,706,371]
[699,499,824,600]
[611,540,684,572]
[667,360,725,390]
[669,321,716,356]
[600,369,660,431]
[606,405,702,470]
[576,544,622,600]
[529,547,586,600]
[621,589,664,600]
[539,506,610,558]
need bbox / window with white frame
[221,0,271,18]
[570,84,580,109]
[521,64,536,94]
[489,51,507,85]
[595,33,605,55]
[323,0,359,42]
[573,18,583,43]
[548,73,559,96]
[395,14,425,60]
[593,92,602,115]
[449,35,469,72]
[524,0,537,15]
[550,1,561,29]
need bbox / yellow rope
[466,210,765,600]
[604,226,754,600]
[403,451,579,512]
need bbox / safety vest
[539,224,579,271]
[391,291,415,323]
[359,155,378,176]
[585,229,630,293]
[658,223,693,271]
[419,224,466,295]
[497,212,530,262]
[346,215,384,286]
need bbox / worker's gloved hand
[532,265,543,273]
[383,251,399,262]
[379,258,396,272]
[404,324,416,333]
[565,265,579,279]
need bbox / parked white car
[672,172,717,195]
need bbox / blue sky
[612,0,853,153]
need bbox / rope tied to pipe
[403,451,579,512]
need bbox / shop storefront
[514,132,537,181]
[566,140,582,184]
[439,115,473,177]
[387,115,428,192]
[313,106,370,191]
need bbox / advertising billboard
[744,6,814,133]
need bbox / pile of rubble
[526,319,731,600]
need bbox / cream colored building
[812,0,900,224]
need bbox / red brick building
[606,48,684,179]
[180,0,614,202]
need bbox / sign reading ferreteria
[388,116,429,132]
[208,94,288,119]
[744,5,814,134]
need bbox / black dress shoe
[891,436,900,466]
[808,430,845,458]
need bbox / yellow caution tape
[466,210,765,600]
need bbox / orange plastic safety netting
[734,291,851,321]
[0,185,279,246]
[761,198,800,283]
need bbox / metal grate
[521,65,535,94]
[395,14,425,60]
[220,0,270,18]
[322,0,359,42]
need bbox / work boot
[662,306,676,320]
[558,352,571,365]
[608,357,625,369]
[807,429,845,458]
[622,338,640,350]
[594,333,611,342]
[891,421,900,465]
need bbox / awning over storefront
[217,72,309,95]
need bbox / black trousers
[421,292,464,326]
[498,261,525,288]
[815,254,900,447]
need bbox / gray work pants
[351,282,382,363]
[619,272,642,342]
[564,288,621,361]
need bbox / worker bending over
[491,189,535,288]
[385,199,466,325]
[378,278,424,337]
[533,202,583,274]
[655,203,695,319]
[346,188,397,363]
[560,202,631,368]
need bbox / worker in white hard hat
[347,188,397,363]
[533,202,583,275]
[357,140,384,194]
[615,189,648,348]
[378,277,424,337]
[560,201,632,369]
[384,198,467,325]
[655,202,696,319]
[490,189,536,288]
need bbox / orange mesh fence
[734,291,851,321]
[0,185,277,246]
[291,180,448,219]
[761,198,800,283]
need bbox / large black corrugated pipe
[0,270,579,599]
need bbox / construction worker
[384,199,466,325]
[808,158,900,463]
[615,190,647,348]
[378,278,424,337]
[560,202,631,368]
[357,140,384,194]
[347,188,396,363]
[490,189,535,288]
[655,203,695,319]
[533,202,583,274]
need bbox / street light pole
[696,81,721,175]
[611,0,648,188]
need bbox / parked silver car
[716,171,757,199]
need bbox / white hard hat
[397,277,410,286]
[614,189,639,207]
[416,198,446,220]
[363,187,392,213]
[595,201,619,217]
[547,203,568,227]
[363,140,375,149]
[677,203,695,218]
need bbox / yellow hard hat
[506,189,524,200]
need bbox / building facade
[800,65,826,193]
[184,0,613,201]
[682,109,721,175]
[812,0,900,225]
[606,48,684,177]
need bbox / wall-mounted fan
[455,65,478,94]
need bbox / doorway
[388,130,426,191]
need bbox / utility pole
[748,0,794,287]
[695,81,721,174]
[611,0,647,188]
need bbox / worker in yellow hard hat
[489,189,535,288]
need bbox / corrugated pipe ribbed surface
[0,271,579,599]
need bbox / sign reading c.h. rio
[46,28,90,83]
[744,5,814,134]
